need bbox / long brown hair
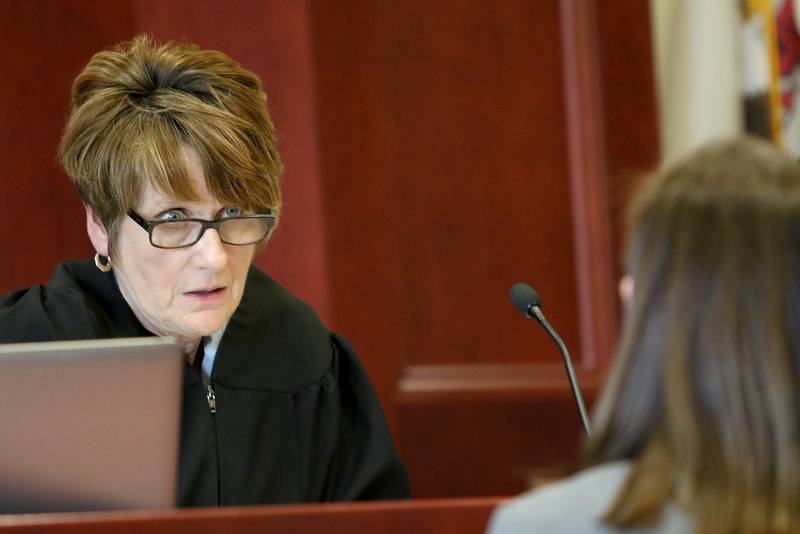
[585,136,800,532]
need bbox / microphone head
[510,282,542,317]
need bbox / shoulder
[488,462,692,534]
[487,463,631,534]
[241,267,327,337]
[213,267,337,391]
[0,260,100,342]
[0,258,145,343]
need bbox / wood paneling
[597,0,661,317]
[560,0,617,371]
[0,1,135,291]
[386,0,658,497]
[396,364,600,497]
[309,0,584,415]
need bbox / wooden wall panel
[560,0,617,371]
[396,364,601,496]
[309,0,584,412]
[597,0,661,318]
[373,0,656,497]
[0,1,135,292]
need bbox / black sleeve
[293,334,411,501]
[327,334,411,500]
[0,285,97,343]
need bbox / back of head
[586,136,800,533]
[59,35,283,248]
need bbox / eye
[221,206,242,218]
[157,209,186,221]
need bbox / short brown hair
[59,34,283,250]
[586,136,800,533]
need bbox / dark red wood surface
[0,1,133,292]
[396,363,601,496]
[0,498,504,534]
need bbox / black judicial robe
[0,259,410,505]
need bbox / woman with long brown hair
[489,136,800,533]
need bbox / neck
[181,339,203,363]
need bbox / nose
[192,227,229,270]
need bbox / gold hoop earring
[94,252,113,273]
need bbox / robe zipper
[206,383,217,414]
[205,381,221,505]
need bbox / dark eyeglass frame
[127,208,276,249]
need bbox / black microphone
[510,282,591,437]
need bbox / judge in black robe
[0,258,410,505]
[7,34,410,506]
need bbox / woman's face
[109,147,255,344]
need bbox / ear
[618,274,634,305]
[84,204,110,257]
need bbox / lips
[185,287,226,297]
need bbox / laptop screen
[0,337,182,514]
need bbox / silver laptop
[0,337,183,514]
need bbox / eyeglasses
[127,209,275,249]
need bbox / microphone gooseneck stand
[510,282,592,438]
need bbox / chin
[179,312,230,338]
